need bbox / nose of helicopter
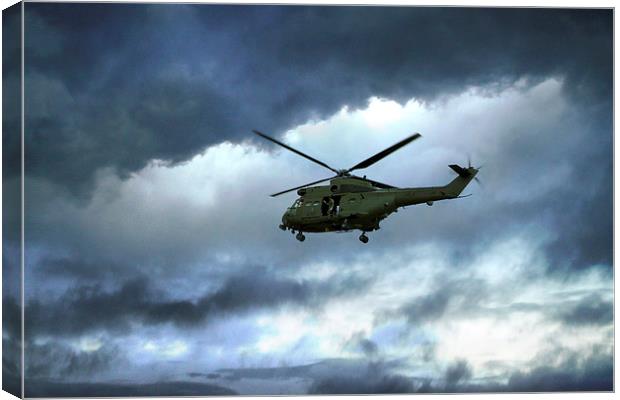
[279,212,291,231]
[281,211,290,226]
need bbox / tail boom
[393,164,478,207]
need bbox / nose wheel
[296,232,306,242]
[359,233,369,244]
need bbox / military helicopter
[253,130,479,243]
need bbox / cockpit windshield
[290,198,303,209]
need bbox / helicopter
[253,129,479,243]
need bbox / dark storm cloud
[544,174,613,272]
[378,273,612,330]
[458,345,613,393]
[35,255,130,282]
[555,293,613,327]
[308,373,415,394]
[307,358,416,394]
[306,354,613,393]
[386,278,488,324]
[308,349,612,393]
[23,4,611,196]
[398,287,451,323]
[487,347,613,392]
[489,104,612,273]
[503,358,612,392]
[344,331,379,357]
[497,125,611,274]
[25,270,369,338]
[444,359,472,388]
[482,289,613,328]
[26,341,119,380]
[359,338,379,357]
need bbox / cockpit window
[291,199,302,209]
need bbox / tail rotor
[449,155,483,187]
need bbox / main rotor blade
[349,175,398,189]
[270,176,334,197]
[347,132,422,172]
[253,130,339,174]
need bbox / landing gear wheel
[359,233,369,244]
[296,232,306,242]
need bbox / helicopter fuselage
[281,172,476,234]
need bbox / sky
[1,3,613,397]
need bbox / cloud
[305,347,417,394]
[393,278,488,325]
[444,359,472,388]
[358,339,379,358]
[308,346,612,394]
[308,373,415,394]
[477,289,614,331]
[555,293,613,327]
[23,5,611,196]
[381,272,613,332]
[25,270,369,338]
[502,347,613,392]
[433,348,612,393]
[26,340,120,380]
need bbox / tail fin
[448,164,469,177]
[445,165,478,197]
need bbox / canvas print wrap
[2,3,614,397]
[2,2,23,398]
